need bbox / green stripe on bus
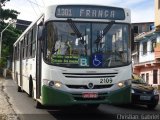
[41,85,131,106]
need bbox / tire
[35,100,43,109]
[28,77,33,97]
[16,74,22,92]
[147,104,157,110]
[17,85,22,92]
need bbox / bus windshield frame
[44,20,131,68]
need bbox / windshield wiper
[94,21,115,52]
[67,19,85,44]
[67,19,87,55]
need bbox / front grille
[66,84,113,89]
[134,89,153,94]
[62,72,118,78]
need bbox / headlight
[43,79,62,88]
[117,80,131,88]
[54,81,62,88]
[118,82,124,88]
[154,89,159,95]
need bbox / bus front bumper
[41,85,131,106]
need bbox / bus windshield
[44,21,131,68]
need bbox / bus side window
[32,26,36,58]
[26,34,29,58]
[28,31,32,58]
[17,43,20,60]
[38,25,43,40]
[15,44,19,60]
[30,29,33,57]
[14,46,17,60]
[22,39,24,59]
[24,36,26,59]
[23,37,26,59]
[21,40,24,59]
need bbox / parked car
[131,74,159,109]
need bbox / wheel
[147,104,157,110]
[35,100,43,109]
[16,74,22,92]
[17,85,22,92]
[28,76,33,97]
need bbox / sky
[4,0,155,23]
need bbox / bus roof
[13,14,44,46]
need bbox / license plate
[140,96,151,100]
[82,92,98,98]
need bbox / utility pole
[0,21,13,58]
[0,20,30,59]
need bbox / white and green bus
[12,4,132,108]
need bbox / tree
[0,0,19,22]
[0,0,22,68]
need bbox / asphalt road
[3,78,160,120]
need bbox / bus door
[19,41,23,87]
[13,46,17,82]
[36,24,43,99]
[14,44,19,83]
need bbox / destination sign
[55,5,125,20]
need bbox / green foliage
[0,0,22,68]
[0,57,7,68]
[0,9,19,22]
[0,0,20,22]
[2,26,21,55]
[0,0,10,7]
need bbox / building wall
[140,67,160,85]
[139,35,158,63]
[133,33,160,88]
[139,41,152,62]
[133,34,160,64]
[15,19,31,32]
[131,22,154,37]
[155,0,160,29]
